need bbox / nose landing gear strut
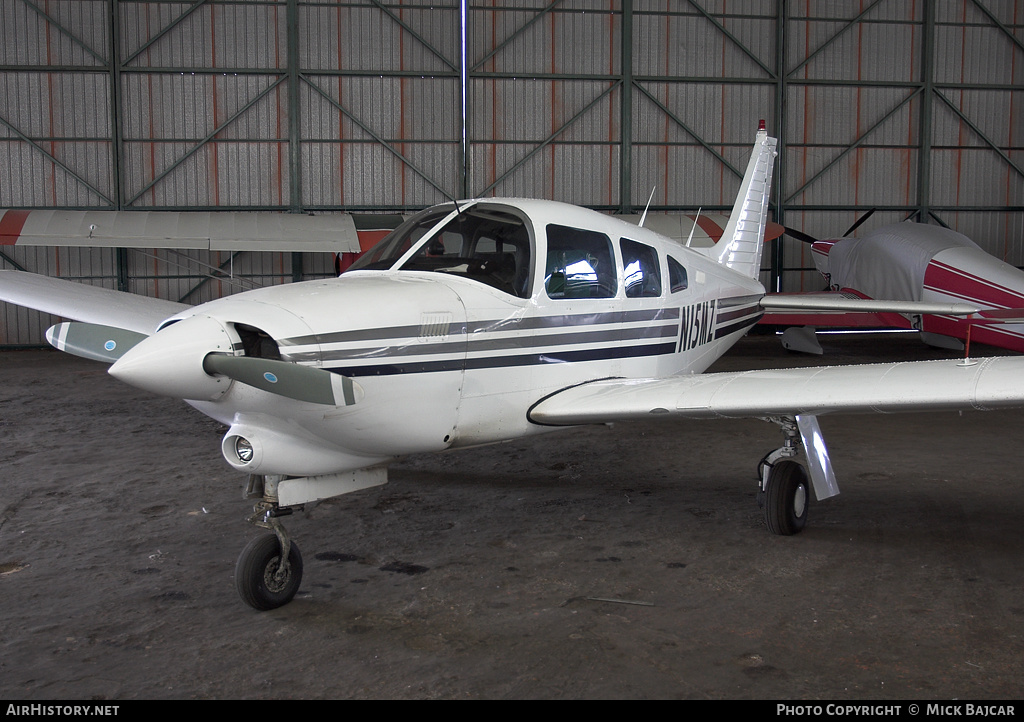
[235,475,303,611]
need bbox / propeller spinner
[104,314,361,406]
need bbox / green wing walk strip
[46,322,149,364]
[202,354,363,406]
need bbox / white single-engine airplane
[4,122,1024,611]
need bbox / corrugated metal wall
[2,0,1022,343]
[468,1,622,206]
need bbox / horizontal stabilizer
[202,354,363,407]
[969,308,1024,324]
[760,294,980,317]
[46,322,148,364]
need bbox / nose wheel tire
[235,533,303,610]
[764,459,809,536]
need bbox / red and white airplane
[3,123,1023,611]
[765,220,1024,354]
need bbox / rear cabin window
[620,238,662,298]
[544,225,617,299]
[668,255,689,293]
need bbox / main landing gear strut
[757,416,812,536]
[235,475,303,611]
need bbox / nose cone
[109,314,236,400]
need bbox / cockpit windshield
[347,203,533,299]
[346,208,452,272]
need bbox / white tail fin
[714,121,778,279]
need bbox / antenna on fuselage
[638,186,656,228]
[685,208,702,247]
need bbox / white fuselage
[174,199,765,476]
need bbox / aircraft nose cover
[108,314,235,400]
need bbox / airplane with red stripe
[765,220,1024,354]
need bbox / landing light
[235,437,254,464]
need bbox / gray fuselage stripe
[285,322,680,363]
[278,307,682,347]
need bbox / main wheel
[235,533,303,610]
[764,460,809,536]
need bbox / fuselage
[153,199,765,476]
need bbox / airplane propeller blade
[843,209,876,237]
[202,353,363,407]
[783,227,819,245]
[46,322,148,363]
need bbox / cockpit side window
[668,255,689,293]
[620,238,662,298]
[544,225,616,299]
[399,206,533,298]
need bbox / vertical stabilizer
[714,121,778,279]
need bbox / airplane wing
[528,355,1024,426]
[0,208,362,253]
[0,269,186,335]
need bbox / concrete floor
[1,331,1023,699]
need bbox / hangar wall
[1,0,1022,344]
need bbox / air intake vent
[419,312,452,341]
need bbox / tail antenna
[638,186,656,228]
[685,208,702,247]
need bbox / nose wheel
[236,532,303,610]
[236,485,303,610]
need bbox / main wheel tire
[235,533,303,611]
[764,460,809,536]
